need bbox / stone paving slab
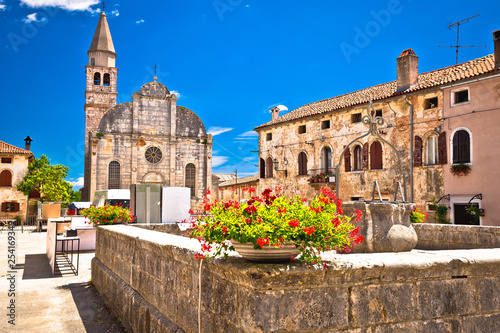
[0,230,125,332]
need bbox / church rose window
[145,146,163,164]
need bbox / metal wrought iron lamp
[273,158,288,177]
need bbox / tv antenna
[439,14,486,64]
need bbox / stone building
[81,12,212,207]
[255,30,500,226]
[0,138,34,221]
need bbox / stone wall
[414,223,500,250]
[92,225,500,333]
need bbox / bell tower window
[91,58,95,66]
[103,73,110,86]
[94,72,101,85]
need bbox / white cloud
[212,156,229,167]
[235,131,258,140]
[276,104,288,112]
[70,177,84,188]
[171,90,181,98]
[135,19,145,24]
[22,12,47,23]
[207,127,233,136]
[111,9,119,17]
[20,0,100,11]
[0,1,5,11]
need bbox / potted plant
[189,187,363,268]
[81,204,136,226]
[450,163,471,176]
[466,205,483,225]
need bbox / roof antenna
[439,14,486,64]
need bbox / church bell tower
[82,11,118,201]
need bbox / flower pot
[232,241,299,263]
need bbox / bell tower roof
[89,12,116,55]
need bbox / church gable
[176,106,207,138]
[98,102,133,133]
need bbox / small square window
[424,97,438,110]
[266,133,272,141]
[321,120,330,130]
[453,89,469,105]
[1,157,12,163]
[350,196,363,201]
[298,125,306,134]
[376,110,382,117]
[351,113,362,123]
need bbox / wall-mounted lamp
[273,158,288,177]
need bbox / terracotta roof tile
[0,141,33,155]
[256,55,498,130]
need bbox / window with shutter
[298,152,307,176]
[362,143,369,170]
[438,132,447,164]
[452,130,470,163]
[1,202,6,212]
[321,147,332,174]
[353,145,362,171]
[370,142,383,170]
[266,157,273,178]
[414,136,422,167]
[426,136,438,165]
[0,170,12,187]
[259,158,266,178]
[14,203,20,212]
[344,147,351,172]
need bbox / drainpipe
[403,95,414,203]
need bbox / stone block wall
[413,223,500,250]
[92,225,500,333]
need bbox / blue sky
[1,0,499,189]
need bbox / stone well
[343,201,418,253]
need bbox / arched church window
[94,72,101,85]
[91,58,95,66]
[103,73,110,87]
[185,163,196,197]
[145,146,163,164]
[0,170,12,187]
[108,161,120,189]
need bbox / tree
[17,155,75,202]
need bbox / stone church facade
[82,12,212,207]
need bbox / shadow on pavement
[22,254,53,279]
[57,282,126,333]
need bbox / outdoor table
[56,235,80,275]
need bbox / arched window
[452,130,470,163]
[103,73,110,86]
[266,157,273,178]
[108,161,120,189]
[298,152,307,176]
[353,145,362,171]
[321,147,332,174]
[185,163,196,197]
[0,170,12,187]
[94,72,101,85]
[426,135,438,165]
[259,158,266,178]
[91,58,95,66]
[370,141,383,170]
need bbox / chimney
[24,136,33,151]
[494,29,500,68]
[271,106,280,121]
[396,48,419,92]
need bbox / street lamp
[273,158,288,177]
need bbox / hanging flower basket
[450,163,471,177]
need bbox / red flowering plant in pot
[81,204,136,226]
[189,187,363,268]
